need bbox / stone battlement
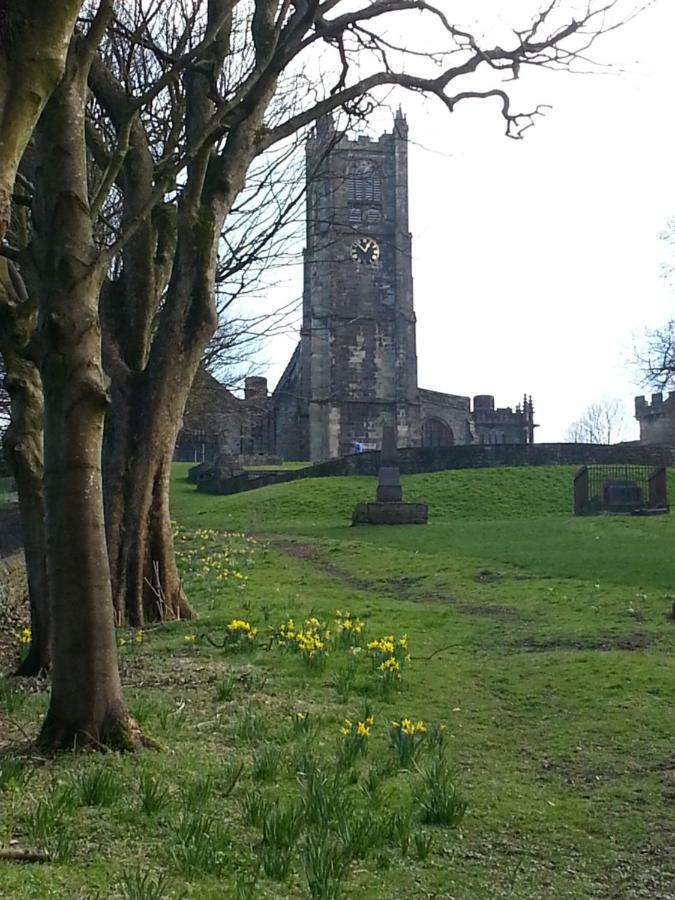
[635,392,675,446]
[635,391,675,413]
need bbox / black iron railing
[574,464,668,515]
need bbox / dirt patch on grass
[474,569,503,584]
[270,539,320,562]
[271,539,452,602]
[269,538,381,593]
[321,562,374,592]
[458,602,520,618]
[510,633,654,653]
[382,575,426,590]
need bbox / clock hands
[352,238,379,265]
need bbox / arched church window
[349,208,361,225]
[366,208,381,225]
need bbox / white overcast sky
[253,0,675,442]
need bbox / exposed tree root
[37,712,147,754]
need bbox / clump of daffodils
[116,628,143,650]
[334,609,365,648]
[15,627,31,663]
[389,717,426,767]
[367,634,411,689]
[276,616,330,669]
[173,526,261,588]
[337,714,375,768]
[224,618,257,651]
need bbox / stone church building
[177,113,535,464]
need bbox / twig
[413,645,456,661]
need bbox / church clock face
[350,236,380,266]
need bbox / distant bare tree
[635,320,675,392]
[566,399,626,444]
[634,219,675,391]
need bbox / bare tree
[566,398,626,444]
[634,221,675,390]
[1,0,641,748]
[635,320,675,392]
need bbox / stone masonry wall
[198,443,674,495]
[635,392,675,445]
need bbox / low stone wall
[197,443,674,495]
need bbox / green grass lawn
[244,461,312,472]
[1,465,673,898]
[0,476,17,505]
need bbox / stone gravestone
[603,479,643,513]
[376,425,402,502]
[352,425,428,525]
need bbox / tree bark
[102,209,224,625]
[0,266,50,676]
[0,2,84,243]
[103,370,193,626]
[32,39,136,750]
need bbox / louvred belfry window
[347,170,382,204]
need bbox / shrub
[74,767,121,807]
[119,867,169,900]
[0,758,26,793]
[415,754,467,827]
[259,799,303,880]
[302,831,350,899]
[169,810,230,876]
[215,674,235,701]
[137,771,170,815]
[252,743,281,782]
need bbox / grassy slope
[1,465,673,899]
[173,466,675,590]
[172,464,675,895]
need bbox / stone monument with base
[351,425,428,525]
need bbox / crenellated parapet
[635,391,675,446]
[472,394,537,445]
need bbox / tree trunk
[33,41,136,750]
[2,367,50,677]
[38,264,134,749]
[0,262,50,676]
[0,2,84,243]
[104,372,193,626]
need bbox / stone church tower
[270,113,535,463]
[276,112,420,461]
[175,114,536,464]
